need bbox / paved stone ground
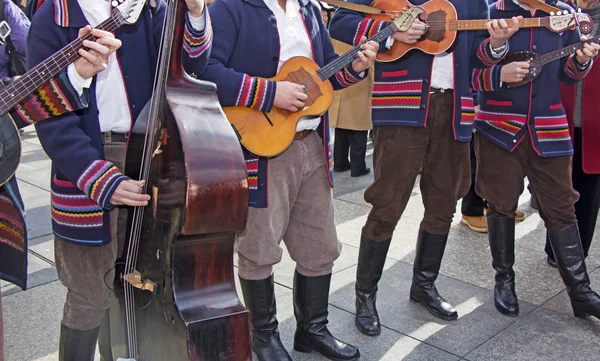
[2,128,600,361]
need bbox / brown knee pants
[236,132,341,280]
[475,132,578,231]
[54,138,129,330]
[363,92,471,240]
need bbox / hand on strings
[184,0,205,18]
[391,19,427,45]
[487,17,521,49]
[111,179,151,207]
[575,36,600,66]
[73,26,122,79]
[500,61,530,83]
[274,81,308,112]
[351,36,378,73]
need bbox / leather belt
[430,87,453,94]
[294,129,314,140]
[103,132,128,144]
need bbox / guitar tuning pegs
[578,7,582,12]
[558,11,563,15]
[111,0,118,6]
[550,11,555,15]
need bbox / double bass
[107,0,251,360]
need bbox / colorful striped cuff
[471,66,501,92]
[183,11,213,59]
[477,38,504,67]
[353,18,385,46]
[564,55,591,80]
[335,65,364,88]
[235,75,277,112]
[76,160,129,210]
[12,71,88,127]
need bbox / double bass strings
[122,0,179,359]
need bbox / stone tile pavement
[2,128,600,361]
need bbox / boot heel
[293,342,312,354]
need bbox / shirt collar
[53,0,100,27]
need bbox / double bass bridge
[122,270,157,294]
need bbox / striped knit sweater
[30,0,212,245]
[472,0,591,157]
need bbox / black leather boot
[239,275,292,361]
[293,272,360,361]
[59,324,100,361]
[98,311,113,361]
[548,224,600,320]
[409,228,458,321]
[487,216,519,317]
[355,233,391,336]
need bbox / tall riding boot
[239,275,292,361]
[548,224,600,320]
[293,271,360,361]
[355,232,391,336]
[59,324,100,361]
[487,216,519,316]
[98,311,113,361]
[409,228,458,321]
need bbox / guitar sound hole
[423,10,448,43]
[283,66,322,107]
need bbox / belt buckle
[0,21,11,45]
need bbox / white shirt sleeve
[67,63,93,96]
[187,11,206,32]
[385,37,394,49]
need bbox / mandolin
[0,0,146,187]
[367,0,592,62]
[224,7,423,157]
[501,34,600,88]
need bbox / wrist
[490,39,505,50]
[575,55,590,67]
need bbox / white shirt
[263,0,321,132]
[431,53,454,90]
[67,0,206,133]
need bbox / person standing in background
[330,39,373,178]
[543,0,600,267]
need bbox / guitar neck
[452,18,544,31]
[535,35,600,67]
[317,22,398,81]
[0,12,126,116]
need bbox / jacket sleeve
[329,0,390,53]
[181,9,212,78]
[471,64,503,92]
[8,72,89,129]
[4,0,29,57]
[28,28,127,211]
[316,6,367,90]
[560,27,592,83]
[201,1,276,111]
[471,0,506,68]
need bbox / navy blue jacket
[202,0,366,208]
[473,0,590,157]
[30,0,212,245]
[329,0,500,142]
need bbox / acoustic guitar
[0,0,147,186]
[501,34,600,88]
[224,8,423,157]
[367,0,592,62]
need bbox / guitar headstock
[547,11,593,34]
[391,6,425,32]
[113,0,148,25]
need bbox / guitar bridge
[122,270,156,293]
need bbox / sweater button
[513,139,517,143]
[272,56,278,61]
[533,45,537,50]
[420,104,426,109]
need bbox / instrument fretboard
[0,12,126,117]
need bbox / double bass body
[108,0,251,359]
